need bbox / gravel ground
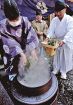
[57,70,73,105]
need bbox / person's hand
[59,41,65,47]
[40,32,43,35]
[20,52,27,65]
[18,53,27,77]
[31,49,38,60]
[37,32,43,35]
[43,37,49,44]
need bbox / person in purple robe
[0,0,39,77]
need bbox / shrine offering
[42,39,59,56]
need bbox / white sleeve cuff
[16,46,23,54]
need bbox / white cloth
[47,14,73,74]
[8,16,22,27]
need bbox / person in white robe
[47,1,73,79]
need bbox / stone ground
[57,70,73,105]
[0,82,14,105]
[0,70,73,105]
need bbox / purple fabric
[0,0,73,21]
[0,17,39,57]
[27,36,36,44]
[16,0,55,20]
[16,0,73,20]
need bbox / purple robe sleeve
[0,17,39,57]
[23,17,39,52]
[0,20,23,57]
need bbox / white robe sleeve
[47,18,55,38]
[63,18,73,49]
